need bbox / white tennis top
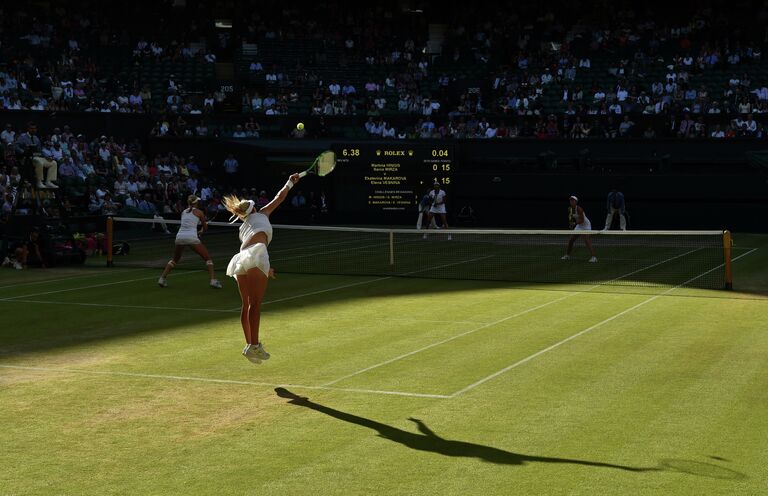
[575,211,591,229]
[429,189,447,214]
[239,212,273,249]
[177,209,200,239]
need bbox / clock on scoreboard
[332,144,454,213]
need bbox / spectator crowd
[3,2,768,140]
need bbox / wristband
[284,179,294,190]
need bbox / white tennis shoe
[210,279,222,289]
[158,277,167,287]
[589,256,598,263]
[242,344,262,364]
[561,254,570,260]
[252,342,270,361]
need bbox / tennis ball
[296,122,304,130]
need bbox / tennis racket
[299,150,336,178]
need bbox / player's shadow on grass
[274,387,650,472]
[275,388,747,480]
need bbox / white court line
[272,241,398,262]
[281,384,451,399]
[0,365,449,399]
[0,269,201,301]
[273,237,390,254]
[322,293,581,387]
[449,248,759,397]
[253,277,391,309]
[322,247,706,387]
[350,316,488,325]
[0,268,145,290]
[229,255,494,310]
[1,299,236,313]
[0,299,489,326]
[228,276,390,310]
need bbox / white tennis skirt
[226,243,270,277]
[574,222,592,231]
[429,205,447,214]
[175,235,201,245]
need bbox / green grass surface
[1,234,767,495]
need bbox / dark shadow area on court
[107,222,768,292]
[274,388,748,480]
[0,235,765,358]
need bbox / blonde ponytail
[223,195,253,220]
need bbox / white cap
[569,195,578,201]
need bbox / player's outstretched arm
[260,173,301,216]
[408,417,440,438]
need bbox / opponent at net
[157,194,223,288]
[422,181,451,240]
[223,173,302,364]
[562,195,597,263]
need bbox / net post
[389,231,394,266]
[723,230,733,290]
[106,217,114,267]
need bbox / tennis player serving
[562,195,597,262]
[223,173,301,364]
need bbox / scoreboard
[332,144,454,213]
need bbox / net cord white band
[111,218,724,237]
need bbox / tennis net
[108,217,734,289]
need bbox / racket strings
[316,151,336,176]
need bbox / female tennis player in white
[158,194,223,288]
[223,173,301,364]
[423,181,451,240]
[562,195,597,262]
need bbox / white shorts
[429,205,446,214]
[574,222,592,231]
[175,236,201,245]
[226,243,270,277]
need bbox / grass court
[1,233,767,495]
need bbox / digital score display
[333,144,454,213]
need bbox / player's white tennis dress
[175,209,201,245]
[428,189,447,214]
[226,212,272,277]
[574,209,592,231]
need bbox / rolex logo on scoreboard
[408,150,414,156]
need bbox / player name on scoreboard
[366,162,409,208]
[335,145,454,212]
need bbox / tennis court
[1,231,767,495]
